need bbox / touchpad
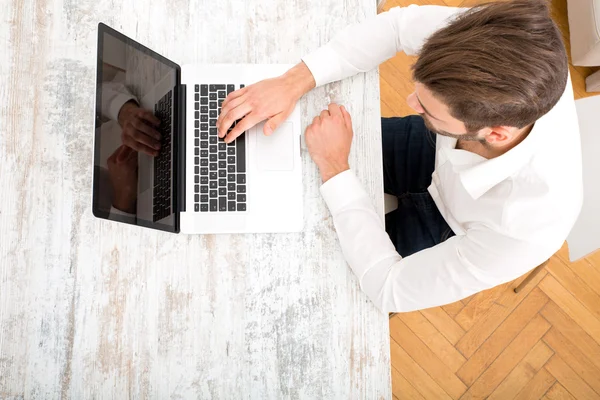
[256,121,294,171]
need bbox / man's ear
[484,126,512,144]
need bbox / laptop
[92,23,303,234]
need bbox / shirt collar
[452,118,547,199]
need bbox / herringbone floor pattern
[380,0,600,398]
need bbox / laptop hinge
[178,83,186,213]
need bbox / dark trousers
[382,116,454,257]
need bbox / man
[217,0,583,312]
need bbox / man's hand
[107,145,139,214]
[217,62,316,144]
[117,101,162,157]
[305,103,353,183]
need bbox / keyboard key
[227,156,235,164]
[218,99,224,107]
[201,97,208,105]
[200,186,208,193]
[228,201,236,211]
[210,154,217,162]
[210,199,217,211]
[194,175,199,183]
[210,119,217,127]
[210,110,218,118]
[210,172,218,180]
[228,183,236,191]
[210,163,217,171]
[195,84,199,92]
[218,143,226,151]
[228,174,236,182]
[201,195,208,202]
[227,84,235,93]
[201,141,208,149]
[195,129,199,138]
[218,91,226,99]
[209,93,217,100]
[201,167,208,175]
[237,185,246,193]
[219,197,227,211]
[219,160,226,169]
[201,115,208,122]
[201,150,208,157]
[195,157,199,165]
[195,93,199,102]
[227,147,235,155]
[201,131,208,139]
[210,181,217,189]
[236,132,246,172]
[201,159,208,166]
[210,190,218,198]
[194,121,199,129]
[210,128,217,136]
[195,194,199,202]
[237,203,246,212]
[237,174,246,184]
[195,166,199,174]
[195,111,199,119]
[201,123,208,131]
[210,136,217,144]
[209,145,217,153]
[218,152,226,160]
[219,178,227,186]
[201,85,208,96]
[201,176,208,184]
[210,102,217,109]
[219,170,226,177]
[201,106,208,113]
[201,204,208,212]
[227,165,235,173]
[240,84,245,88]
[237,194,246,202]
[228,192,236,200]
[195,204,199,212]
[219,187,226,196]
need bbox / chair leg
[514,260,549,293]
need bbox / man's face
[407,83,485,143]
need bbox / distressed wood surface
[0,0,389,399]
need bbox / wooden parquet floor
[380,0,600,398]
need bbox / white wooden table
[0,0,389,398]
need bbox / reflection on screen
[93,29,177,231]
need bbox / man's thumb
[264,114,286,136]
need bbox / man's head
[408,0,568,146]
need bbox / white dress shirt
[301,5,583,312]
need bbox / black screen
[93,24,181,233]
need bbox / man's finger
[218,103,252,138]
[328,103,342,117]
[128,126,161,151]
[217,94,246,129]
[131,121,162,148]
[320,110,330,119]
[138,109,161,127]
[221,86,248,110]
[224,114,261,144]
[123,137,158,157]
[340,105,352,128]
[263,112,288,136]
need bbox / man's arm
[302,5,464,87]
[320,170,548,312]
[100,72,138,122]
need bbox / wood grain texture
[0,0,390,398]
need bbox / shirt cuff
[302,45,343,88]
[108,94,137,122]
[110,206,136,218]
[320,169,370,214]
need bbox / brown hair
[412,0,568,130]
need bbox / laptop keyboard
[153,90,173,222]
[193,84,247,213]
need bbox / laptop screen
[93,24,180,233]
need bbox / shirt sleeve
[320,170,548,313]
[301,5,465,87]
[101,72,138,122]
